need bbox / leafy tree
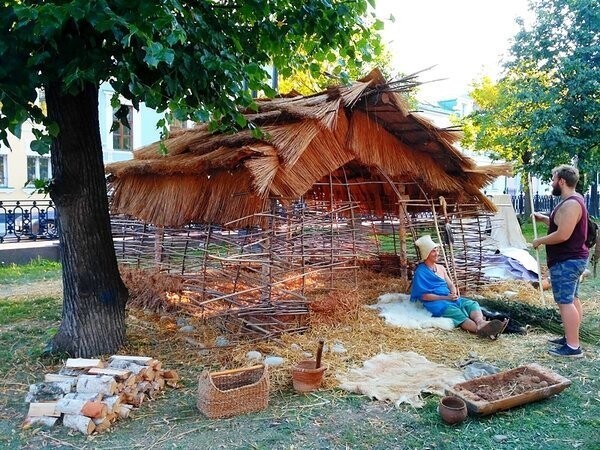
[0,0,382,357]
[278,45,420,108]
[507,0,600,188]
[461,0,599,211]
[460,73,542,214]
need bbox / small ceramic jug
[439,396,468,425]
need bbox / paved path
[0,279,62,299]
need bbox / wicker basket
[197,364,269,419]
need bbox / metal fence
[511,193,599,217]
[1,194,598,244]
[0,200,58,243]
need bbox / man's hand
[532,238,543,249]
[448,293,459,301]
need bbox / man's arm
[532,212,550,227]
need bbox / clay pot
[439,396,468,425]
[292,360,326,393]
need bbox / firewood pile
[22,355,179,435]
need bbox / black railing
[0,200,58,243]
[510,193,599,217]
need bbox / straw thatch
[106,69,510,228]
[106,70,512,342]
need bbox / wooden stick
[210,364,263,377]
[439,196,460,295]
[528,173,546,306]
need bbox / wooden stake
[528,173,546,306]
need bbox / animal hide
[367,293,455,330]
[337,351,466,407]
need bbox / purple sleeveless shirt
[546,195,589,268]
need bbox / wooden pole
[528,173,545,306]
[439,196,460,294]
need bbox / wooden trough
[445,363,571,416]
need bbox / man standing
[533,164,589,358]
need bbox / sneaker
[548,344,583,358]
[548,336,566,346]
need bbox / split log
[44,374,78,387]
[65,358,104,369]
[137,381,156,399]
[165,379,179,388]
[59,367,87,377]
[161,370,180,381]
[123,373,138,387]
[118,404,133,419]
[150,359,162,370]
[128,392,145,408]
[56,398,107,419]
[108,360,147,377]
[26,402,60,417]
[92,417,112,433]
[76,375,117,396]
[102,395,121,414]
[63,392,102,402]
[62,414,95,435]
[161,369,180,388]
[141,368,155,381]
[25,382,72,402]
[152,378,165,391]
[88,367,132,380]
[22,416,59,429]
[109,355,153,365]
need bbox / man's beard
[552,184,562,196]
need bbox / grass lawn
[1,242,599,449]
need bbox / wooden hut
[106,69,510,341]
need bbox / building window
[26,156,52,186]
[112,106,134,151]
[0,155,7,187]
[169,117,194,130]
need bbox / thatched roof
[107,69,510,227]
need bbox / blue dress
[410,263,462,317]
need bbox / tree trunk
[590,176,598,218]
[45,81,128,357]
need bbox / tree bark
[45,81,128,357]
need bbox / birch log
[63,392,102,402]
[22,416,59,428]
[62,414,95,435]
[56,398,107,419]
[109,355,153,365]
[76,375,117,395]
[102,395,121,414]
[26,402,60,417]
[25,382,72,402]
[65,358,103,369]
[88,367,132,380]
[118,404,133,419]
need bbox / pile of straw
[123,270,541,393]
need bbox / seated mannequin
[410,235,508,339]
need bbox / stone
[264,356,285,367]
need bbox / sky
[375,0,532,102]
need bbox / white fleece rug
[337,351,466,408]
[367,293,455,330]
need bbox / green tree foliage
[0,0,382,356]
[461,0,599,190]
[507,0,600,187]
[278,46,419,108]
